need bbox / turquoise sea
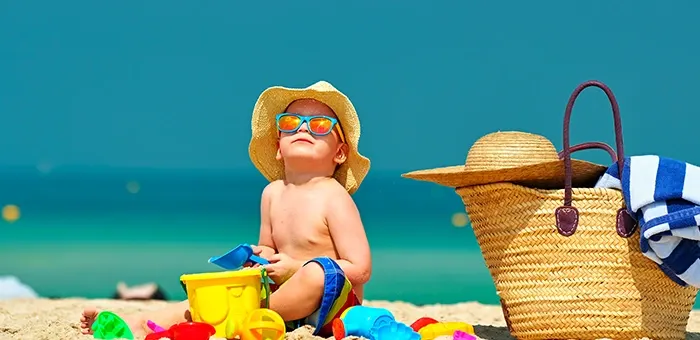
[3,166,700,309]
[2,0,700,312]
[0,167,493,305]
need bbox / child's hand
[252,245,276,259]
[264,253,303,283]
[245,245,276,268]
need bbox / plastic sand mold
[370,321,420,340]
[91,311,134,340]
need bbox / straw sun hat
[248,81,370,194]
[402,131,608,189]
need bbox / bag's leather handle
[554,81,636,238]
[559,142,617,162]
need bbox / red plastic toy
[332,318,346,340]
[409,317,439,332]
[143,322,216,340]
[145,330,171,340]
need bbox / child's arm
[254,182,278,259]
[326,186,372,286]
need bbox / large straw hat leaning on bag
[248,81,371,194]
[402,130,607,189]
[402,81,698,340]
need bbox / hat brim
[401,159,608,189]
[248,82,370,194]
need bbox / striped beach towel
[595,155,700,287]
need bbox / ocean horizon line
[0,164,424,177]
[0,163,466,217]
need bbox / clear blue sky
[1,1,699,172]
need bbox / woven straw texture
[458,182,699,340]
[401,131,607,189]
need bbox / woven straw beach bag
[459,82,698,339]
[403,81,699,339]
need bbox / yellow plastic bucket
[180,269,262,339]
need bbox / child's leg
[140,300,192,329]
[80,300,191,335]
[267,261,325,321]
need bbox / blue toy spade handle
[249,255,269,265]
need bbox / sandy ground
[1,298,700,340]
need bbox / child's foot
[80,307,144,336]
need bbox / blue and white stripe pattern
[594,155,700,287]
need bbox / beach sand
[1,298,700,340]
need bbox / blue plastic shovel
[208,243,269,270]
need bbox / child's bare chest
[269,193,333,253]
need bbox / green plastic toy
[91,311,134,340]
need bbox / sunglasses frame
[275,113,341,138]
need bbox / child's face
[275,99,348,167]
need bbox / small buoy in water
[2,205,20,223]
[451,212,470,228]
[126,181,141,194]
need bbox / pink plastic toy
[453,330,477,340]
[147,320,166,333]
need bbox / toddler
[79,81,372,338]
